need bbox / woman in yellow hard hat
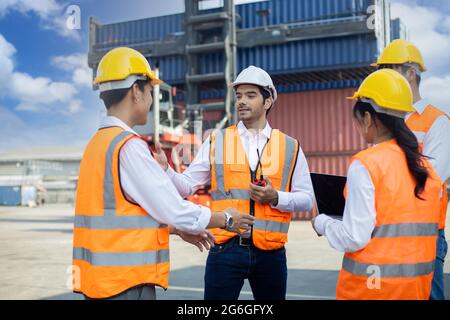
[312,69,442,300]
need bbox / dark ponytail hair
[353,101,429,199]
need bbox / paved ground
[0,204,448,300]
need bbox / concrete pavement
[0,204,448,300]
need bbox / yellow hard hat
[94,47,162,92]
[372,39,427,72]
[348,69,414,115]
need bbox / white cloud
[443,16,450,31]
[0,0,80,40]
[421,75,450,114]
[68,99,83,113]
[0,33,82,114]
[390,2,450,71]
[51,53,92,88]
[0,105,100,152]
[390,1,450,116]
[0,34,16,88]
[1,0,60,18]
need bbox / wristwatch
[224,210,234,231]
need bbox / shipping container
[390,17,407,40]
[269,88,366,158]
[190,88,365,176]
[94,0,374,49]
[91,0,383,85]
[0,186,21,206]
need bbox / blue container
[93,0,379,87]
[96,14,184,49]
[95,0,374,44]
[0,186,21,206]
[236,0,371,29]
[390,18,405,40]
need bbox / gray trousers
[84,284,156,300]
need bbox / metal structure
[184,0,237,131]
[88,0,395,132]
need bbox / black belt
[239,235,251,246]
[216,236,252,247]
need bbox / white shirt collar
[236,121,272,139]
[413,98,429,115]
[99,116,140,136]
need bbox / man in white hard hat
[154,65,315,300]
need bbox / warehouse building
[0,147,82,205]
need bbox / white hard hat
[230,66,277,102]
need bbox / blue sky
[0,0,449,153]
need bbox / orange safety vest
[406,104,449,230]
[209,125,299,250]
[72,127,170,299]
[336,140,441,300]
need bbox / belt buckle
[239,236,251,247]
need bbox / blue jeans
[430,229,448,300]
[204,237,287,300]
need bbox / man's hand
[249,176,279,206]
[224,208,255,234]
[153,142,169,171]
[175,229,216,252]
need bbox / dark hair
[378,64,421,86]
[100,79,148,109]
[353,101,429,199]
[255,86,273,115]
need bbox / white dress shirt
[166,121,314,213]
[314,160,376,253]
[99,116,211,234]
[406,98,450,183]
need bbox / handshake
[153,142,255,251]
[174,208,255,252]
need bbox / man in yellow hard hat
[72,47,254,300]
[373,39,450,300]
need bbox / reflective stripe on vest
[103,131,133,214]
[254,219,290,233]
[73,128,170,298]
[210,128,296,237]
[336,140,441,300]
[73,247,170,267]
[372,222,438,238]
[74,214,165,230]
[342,256,435,278]
[341,222,439,278]
[211,129,296,204]
[74,131,168,263]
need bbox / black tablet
[310,173,347,219]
